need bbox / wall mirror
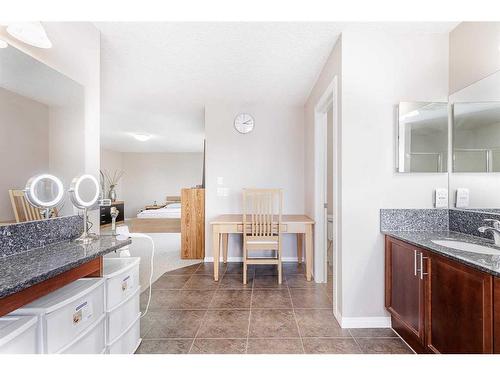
[397,101,448,173]
[0,45,85,226]
[449,69,500,212]
[452,102,500,173]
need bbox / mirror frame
[68,174,100,209]
[24,174,64,209]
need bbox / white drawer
[0,316,38,354]
[14,278,105,353]
[106,287,140,344]
[106,313,141,354]
[103,257,140,310]
[58,314,105,354]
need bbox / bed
[129,199,182,233]
[137,203,181,219]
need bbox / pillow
[166,202,181,209]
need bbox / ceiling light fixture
[0,38,7,48]
[131,133,152,142]
[6,22,52,49]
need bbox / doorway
[314,76,340,322]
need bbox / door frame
[314,76,340,320]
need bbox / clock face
[234,113,255,134]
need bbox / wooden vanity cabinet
[495,278,500,354]
[385,235,495,354]
[385,237,426,352]
[425,254,493,354]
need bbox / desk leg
[305,224,313,281]
[296,233,303,264]
[222,234,229,264]
[213,228,221,281]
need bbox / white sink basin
[431,240,500,255]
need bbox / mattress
[136,205,181,219]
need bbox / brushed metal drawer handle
[419,253,428,280]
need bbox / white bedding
[137,204,181,219]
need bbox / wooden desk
[210,214,315,281]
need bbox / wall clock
[234,113,255,134]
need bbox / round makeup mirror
[24,174,64,218]
[68,174,100,244]
[68,174,100,209]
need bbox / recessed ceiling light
[0,39,7,48]
[131,133,152,142]
[6,22,52,49]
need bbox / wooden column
[181,188,205,259]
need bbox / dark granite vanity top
[0,235,131,299]
[383,230,500,277]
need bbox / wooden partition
[181,188,205,259]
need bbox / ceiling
[96,22,458,153]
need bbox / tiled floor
[136,262,413,354]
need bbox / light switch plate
[456,188,470,208]
[217,177,224,185]
[434,188,448,208]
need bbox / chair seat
[246,240,278,245]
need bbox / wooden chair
[242,188,283,284]
[9,189,43,223]
[8,189,59,223]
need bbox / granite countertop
[383,230,500,277]
[0,235,132,299]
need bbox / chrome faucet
[478,219,500,246]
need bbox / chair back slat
[242,189,283,239]
[9,189,43,223]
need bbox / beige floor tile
[289,288,332,308]
[249,309,299,338]
[356,338,413,354]
[302,338,362,354]
[251,289,292,308]
[149,290,215,310]
[209,290,252,309]
[190,339,247,354]
[197,310,250,338]
[246,339,304,354]
[294,309,350,337]
[183,274,220,290]
[143,310,205,338]
[152,275,191,290]
[253,274,287,289]
[136,339,193,354]
[349,328,398,338]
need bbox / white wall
[104,152,203,218]
[340,31,449,320]
[0,88,49,222]
[205,102,305,260]
[305,31,449,324]
[304,36,342,310]
[0,23,101,225]
[449,22,500,94]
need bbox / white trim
[313,76,340,304]
[339,316,392,329]
[204,256,304,263]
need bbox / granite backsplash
[381,208,500,241]
[0,215,84,258]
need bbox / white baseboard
[203,256,303,263]
[339,316,391,329]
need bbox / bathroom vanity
[384,230,500,354]
[0,233,131,317]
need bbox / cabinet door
[425,254,493,353]
[385,236,425,348]
[494,278,500,354]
